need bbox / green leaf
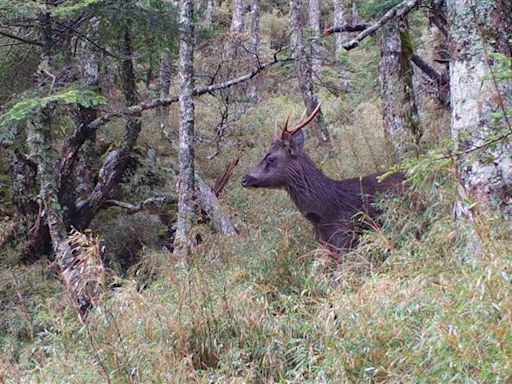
[0,88,108,127]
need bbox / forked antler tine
[283,111,291,132]
[285,100,323,136]
[296,107,309,126]
[274,120,281,140]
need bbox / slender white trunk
[230,0,245,34]
[332,0,350,91]
[158,48,172,139]
[249,0,260,58]
[205,0,214,26]
[174,0,196,257]
[308,0,321,75]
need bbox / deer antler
[281,101,323,140]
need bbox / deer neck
[284,154,339,222]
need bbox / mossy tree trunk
[174,0,196,257]
[62,17,102,209]
[27,108,94,318]
[230,0,245,35]
[205,0,214,27]
[74,25,142,229]
[378,18,421,160]
[448,0,512,242]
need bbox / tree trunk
[229,0,246,57]
[174,0,196,257]
[249,0,260,58]
[351,2,360,25]
[378,18,421,160]
[205,0,214,27]
[332,0,346,55]
[308,0,322,75]
[74,26,141,229]
[289,0,330,145]
[332,0,350,91]
[448,0,512,234]
[69,17,102,205]
[157,48,172,140]
[230,0,245,34]
[27,108,99,320]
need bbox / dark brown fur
[241,137,404,255]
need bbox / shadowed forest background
[0,0,511,382]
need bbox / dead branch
[0,30,43,46]
[411,53,444,84]
[322,23,372,36]
[103,196,176,214]
[196,174,238,236]
[214,157,239,197]
[341,0,421,50]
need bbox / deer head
[240,103,322,189]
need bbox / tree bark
[174,0,196,256]
[27,108,98,320]
[308,0,322,75]
[230,0,245,35]
[332,0,347,55]
[249,0,260,59]
[74,26,141,230]
[378,18,421,159]
[332,0,352,91]
[69,16,102,204]
[157,48,172,140]
[205,0,214,27]
[290,0,330,144]
[448,0,512,232]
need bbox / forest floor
[1,92,512,383]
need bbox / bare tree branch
[322,23,372,35]
[0,30,43,46]
[341,0,421,51]
[103,196,176,214]
[86,56,286,132]
[411,53,444,84]
[213,157,239,197]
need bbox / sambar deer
[241,104,404,255]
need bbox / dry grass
[3,115,512,382]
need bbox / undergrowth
[2,130,512,383]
